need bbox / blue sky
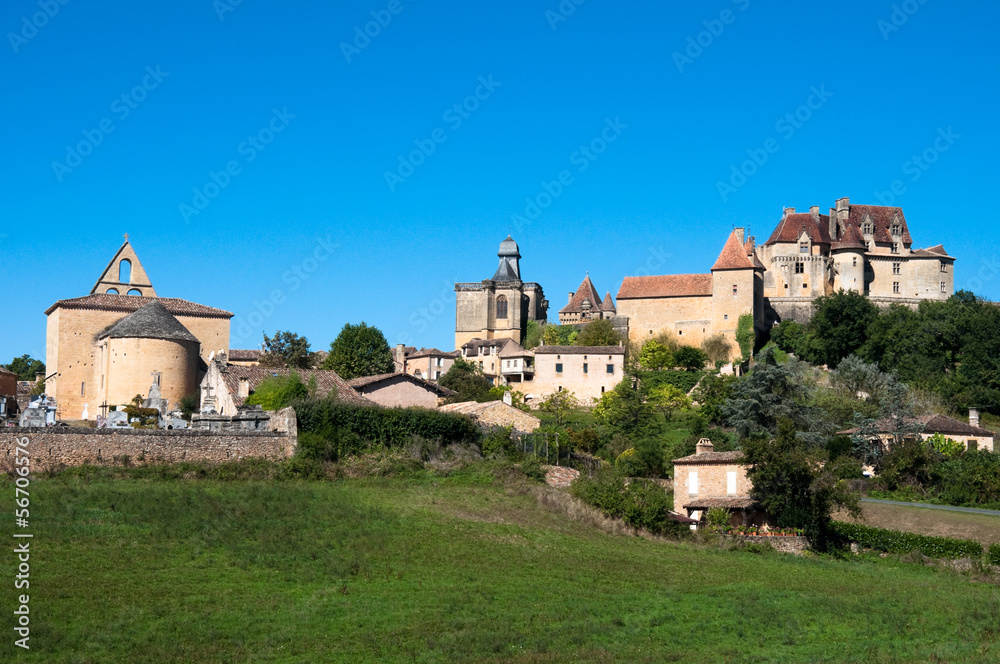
[2,0,998,362]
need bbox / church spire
[491,235,521,281]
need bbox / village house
[226,349,262,367]
[526,345,625,405]
[672,439,768,526]
[839,409,995,453]
[401,347,460,383]
[347,372,456,409]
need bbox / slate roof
[346,372,457,397]
[228,349,262,362]
[847,204,912,244]
[839,414,994,438]
[673,450,746,464]
[534,345,625,355]
[560,275,612,314]
[97,301,199,344]
[764,212,833,246]
[683,496,761,510]
[46,294,232,318]
[617,274,713,299]
[220,365,375,408]
[712,230,760,271]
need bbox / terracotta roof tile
[560,275,610,314]
[617,274,713,299]
[533,345,625,355]
[45,294,232,318]
[712,230,758,271]
[407,348,460,359]
[346,372,456,397]
[683,496,760,510]
[673,450,746,464]
[601,291,616,310]
[847,204,912,244]
[764,212,833,246]
[838,414,994,438]
[221,365,375,408]
[831,223,866,250]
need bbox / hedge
[638,370,703,394]
[296,399,481,452]
[989,543,1000,566]
[571,469,689,537]
[832,521,983,560]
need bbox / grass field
[836,501,1000,547]
[4,462,1000,663]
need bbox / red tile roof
[617,274,713,299]
[673,450,746,464]
[346,372,456,397]
[847,204,912,244]
[407,348,460,360]
[533,345,625,355]
[45,294,232,318]
[764,212,833,246]
[221,365,375,407]
[560,275,611,314]
[601,291,616,310]
[713,230,760,270]
[838,414,994,438]
[831,223,866,250]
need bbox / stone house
[347,372,456,409]
[401,347,460,382]
[672,439,768,526]
[454,236,548,349]
[839,410,995,453]
[460,337,522,384]
[559,274,616,325]
[525,345,625,405]
[438,399,541,434]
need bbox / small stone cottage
[672,439,768,526]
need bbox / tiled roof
[601,292,616,311]
[617,274,713,299]
[560,275,611,314]
[462,338,520,355]
[407,348,459,359]
[764,212,833,246]
[831,223,866,250]
[438,400,541,425]
[684,496,760,510]
[228,349,261,362]
[346,372,456,397]
[220,365,375,408]
[911,245,952,258]
[45,294,232,318]
[847,204,912,244]
[97,301,199,344]
[16,382,33,397]
[673,450,746,464]
[838,414,994,438]
[713,230,759,271]
[534,345,625,355]
[0,367,17,377]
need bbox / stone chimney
[696,438,714,455]
[734,227,745,243]
[970,407,980,429]
[835,197,850,226]
[35,372,45,384]
[238,378,250,399]
[568,292,574,305]
[810,206,820,217]
[783,206,795,216]
[829,207,839,240]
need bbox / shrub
[614,448,644,477]
[705,507,731,532]
[989,543,1000,566]
[481,426,515,458]
[832,521,982,560]
[571,469,687,537]
[519,455,545,482]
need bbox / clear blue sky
[2,0,998,362]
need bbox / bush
[571,469,688,537]
[832,521,982,560]
[639,369,703,395]
[989,543,1000,566]
[519,455,545,483]
[481,426,515,458]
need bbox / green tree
[692,373,737,426]
[537,390,579,427]
[647,384,692,421]
[593,380,657,438]
[4,354,45,381]
[576,319,622,346]
[439,358,495,403]
[245,372,315,410]
[523,320,543,349]
[260,330,316,369]
[735,313,755,360]
[700,334,732,366]
[769,320,811,358]
[542,325,561,346]
[322,322,395,379]
[809,290,879,367]
[639,339,673,370]
[674,346,708,371]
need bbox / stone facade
[455,236,548,349]
[438,400,541,433]
[401,347,459,383]
[524,346,625,405]
[672,440,764,525]
[1,427,293,469]
[347,373,455,409]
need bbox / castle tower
[711,228,764,358]
[831,224,868,294]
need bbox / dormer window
[799,242,808,254]
[891,224,901,236]
[862,222,872,235]
[891,243,899,254]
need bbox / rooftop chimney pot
[696,438,715,455]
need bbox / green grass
[4,465,1000,663]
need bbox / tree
[639,339,673,370]
[808,290,879,367]
[700,335,732,366]
[735,313,755,360]
[542,325,561,346]
[576,319,622,346]
[647,384,692,421]
[439,358,495,403]
[769,320,811,358]
[260,330,316,369]
[537,390,580,427]
[743,419,860,550]
[4,355,45,381]
[674,346,708,371]
[322,322,395,379]
[593,379,657,438]
[523,320,543,350]
[692,373,737,426]
[245,372,314,410]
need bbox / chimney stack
[810,206,820,217]
[970,407,980,429]
[783,207,795,216]
[734,227,745,243]
[568,292,574,305]
[829,207,839,240]
[696,438,715,455]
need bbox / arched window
[127,289,142,296]
[106,288,119,294]
[119,259,132,284]
[496,295,508,319]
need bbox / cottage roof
[712,230,759,271]
[220,365,375,408]
[533,345,625,355]
[911,245,954,259]
[228,349,262,362]
[0,367,17,377]
[45,293,232,318]
[839,414,994,438]
[346,372,457,397]
[407,347,460,360]
[437,400,541,429]
[683,496,760,510]
[673,450,746,464]
[617,274,713,299]
[97,301,199,344]
[764,212,833,246]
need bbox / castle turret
[831,224,867,293]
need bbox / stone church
[44,239,232,420]
[454,236,548,348]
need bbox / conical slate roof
[560,275,606,314]
[97,301,199,344]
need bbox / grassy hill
[4,462,1000,663]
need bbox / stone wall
[1,427,294,469]
[727,535,809,554]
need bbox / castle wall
[712,269,757,358]
[617,295,713,346]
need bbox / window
[799,242,808,254]
[606,364,614,374]
[893,282,900,294]
[794,262,804,274]
[557,386,563,393]
[583,363,588,374]
[802,283,808,289]
[601,386,605,393]
[781,263,787,271]
[118,259,132,284]
[106,288,119,294]
[732,284,738,295]
[893,262,901,275]
[555,363,563,373]
[678,330,683,335]
[496,295,508,319]
[852,257,857,267]
[414,369,422,378]
[724,314,728,320]
[478,361,483,369]
[863,222,872,234]
[80,382,85,396]
[891,224,900,235]
[688,471,698,496]
[891,243,899,254]
[436,358,442,367]
[727,471,737,495]
[941,281,947,293]
[940,263,948,273]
